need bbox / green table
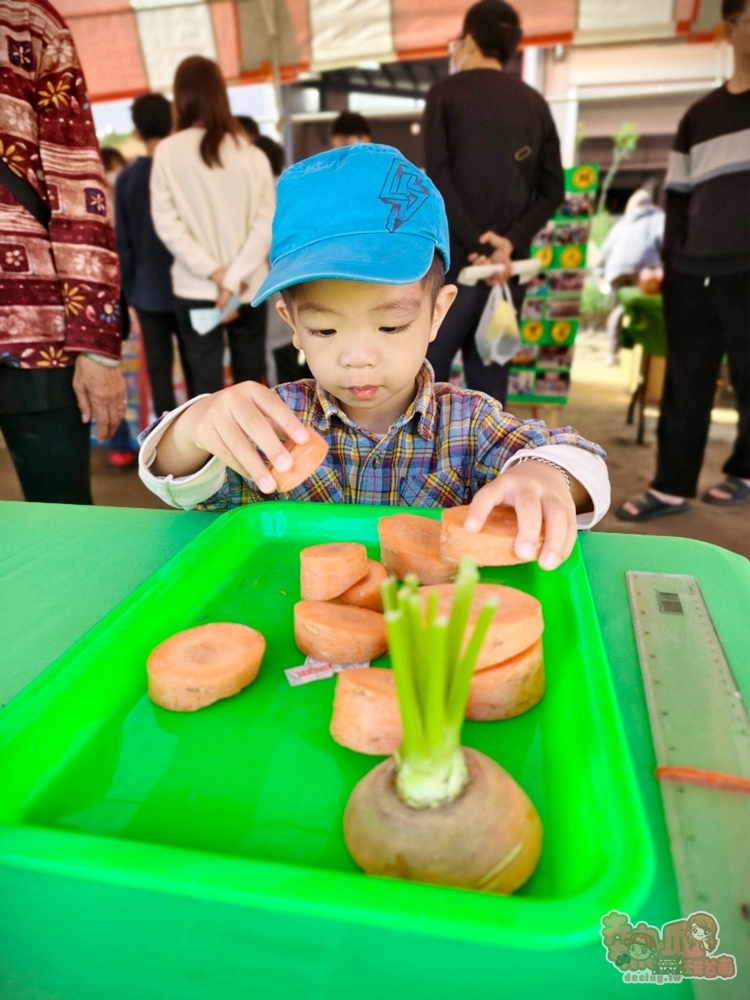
[618,287,666,360]
[618,287,666,445]
[1,501,748,999]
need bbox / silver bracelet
[82,351,121,368]
[510,455,571,490]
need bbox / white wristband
[82,351,121,368]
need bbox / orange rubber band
[656,766,750,795]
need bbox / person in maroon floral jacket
[0,0,126,503]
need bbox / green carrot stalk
[444,558,476,675]
[446,598,498,729]
[424,614,448,748]
[385,608,427,759]
[405,592,428,713]
[381,576,399,615]
[380,556,496,810]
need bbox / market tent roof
[56,0,722,102]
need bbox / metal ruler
[627,572,750,998]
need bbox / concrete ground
[1,334,748,561]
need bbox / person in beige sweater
[150,56,275,396]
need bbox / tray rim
[0,502,655,949]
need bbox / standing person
[100,144,136,468]
[0,0,125,504]
[616,0,750,520]
[150,56,275,396]
[599,189,664,364]
[235,115,260,143]
[424,0,564,403]
[101,147,126,196]
[330,112,372,147]
[115,93,188,420]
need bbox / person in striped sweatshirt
[617,0,750,520]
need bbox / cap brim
[252,232,438,306]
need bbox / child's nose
[339,339,378,367]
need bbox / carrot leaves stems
[381,557,498,810]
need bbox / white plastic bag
[474,283,520,366]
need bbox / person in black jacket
[616,0,750,520]
[115,93,189,417]
[424,0,564,403]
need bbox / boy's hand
[152,382,310,491]
[463,461,580,571]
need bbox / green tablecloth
[0,501,748,999]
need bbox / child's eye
[379,323,411,334]
[306,328,336,337]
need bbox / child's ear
[276,298,303,350]
[428,284,458,343]
[275,297,294,328]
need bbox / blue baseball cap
[252,143,450,305]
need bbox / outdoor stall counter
[0,500,748,999]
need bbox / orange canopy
[55,0,711,102]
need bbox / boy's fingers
[248,385,310,446]
[513,488,543,562]
[537,495,574,571]
[228,398,296,475]
[212,423,277,493]
[464,480,509,532]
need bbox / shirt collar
[312,361,436,441]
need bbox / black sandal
[615,490,690,522]
[701,476,750,506]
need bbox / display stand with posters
[506,164,599,410]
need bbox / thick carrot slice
[332,560,388,612]
[300,542,369,601]
[441,505,542,567]
[418,583,543,670]
[330,642,545,756]
[378,513,455,584]
[466,640,545,720]
[330,668,402,754]
[294,601,387,663]
[271,427,329,493]
[147,622,265,712]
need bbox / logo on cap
[379,159,430,233]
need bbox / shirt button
[372,456,382,468]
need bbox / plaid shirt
[196,363,605,512]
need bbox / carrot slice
[330,642,545,756]
[466,640,545,720]
[294,601,387,663]
[441,505,542,567]
[378,513,455,584]
[147,622,265,712]
[418,583,543,670]
[272,427,329,493]
[332,560,388,612]
[300,542,369,601]
[330,668,402,754]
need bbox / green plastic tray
[0,502,653,949]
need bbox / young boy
[139,144,609,571]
